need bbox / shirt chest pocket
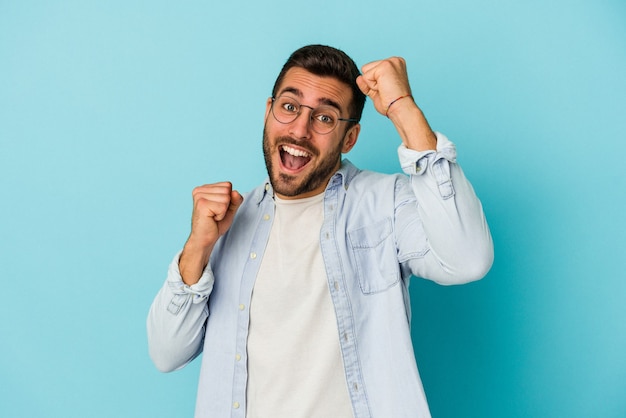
[348,217,400,294]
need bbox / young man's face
[263,67,360,199]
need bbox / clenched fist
[180,182,244,284]
[356,57,414,118]
[357,57,437,151]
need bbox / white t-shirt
[246,193,353,418]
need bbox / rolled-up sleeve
[147,252,213,372]
[396,132,494,284]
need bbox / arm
[147,182,243,371]
[396,134,493,284]
[180,182,244,285]
[147,253,214,372]
[358,57,493,284]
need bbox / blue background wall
[1,1,625,417]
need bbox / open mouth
[280,145,312,171]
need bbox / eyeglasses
[270,95,358,135]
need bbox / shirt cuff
[166,251,214,304]
[398,131,457,176]
[398,132,458,199]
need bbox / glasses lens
[310,106,339,134]
[273,96,299,124]
[272,95,340,134]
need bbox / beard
[262,126,343,198]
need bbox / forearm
[387,98,437,152]
[180,239,214,285]
[147,252,213,372]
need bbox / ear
[341,123,361,153]
[264,97,273,120]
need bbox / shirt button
[233,402,240,409]
[263,214,270,221]
[334,281,339,291]
[265,183,270,191]
[235,354,242,361]
[250,252,257,259]
[239,304,245,311]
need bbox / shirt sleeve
[146,251,214,372]
[396,132,494,284]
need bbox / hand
[356,57,415,118]
[180,182,244,284]
[188,182,244,247]
[357,57,437,151]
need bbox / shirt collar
[255,158,360,205]
[329,159,359,192]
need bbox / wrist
[388,103,437,151]
[180,240,213,285]
[385,94,414,118]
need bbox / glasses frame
[270,95,359,135]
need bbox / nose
[288,106,313,139]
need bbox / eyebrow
[278,86,344,113]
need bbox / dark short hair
[271,45,366,126]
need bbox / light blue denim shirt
[148,133,493,418]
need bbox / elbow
[459,235,494,283]
[148,337,197,373]
[147,323,199,373]
[462,242,494,283]
[461,252,494,283]
[147,334,181,373]
[433,243,494,285]
[149,349,185,373]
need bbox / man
[147,45,493,418]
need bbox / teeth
[282,145,310,158]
